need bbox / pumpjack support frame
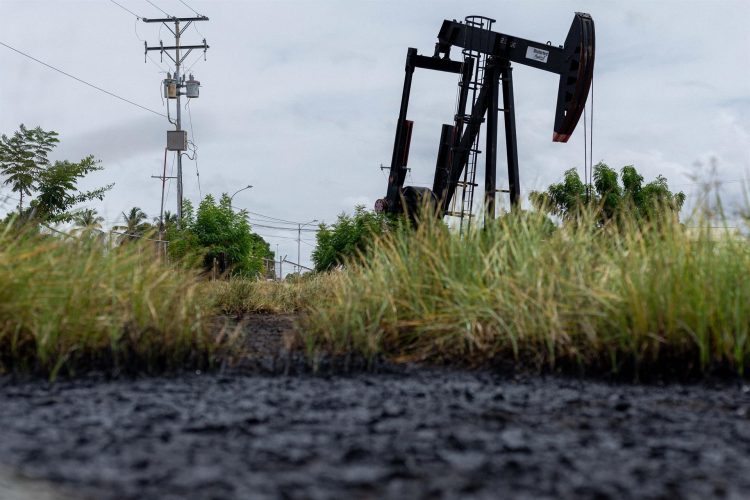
[376,12,595,221]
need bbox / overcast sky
[1,0,748,268]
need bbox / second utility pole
[143,14,209,226]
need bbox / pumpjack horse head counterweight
[375,13,595,224]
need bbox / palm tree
[115,207,149,243]
[72,208,104,231]
[153,210,178,230]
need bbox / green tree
[0,124,112,223]
[153,210,178,230]
[115,207,151,242]
[72,208,104,231]
[529,162,685,223]
[32,156,113,222]
[165,195,273,277]
[312,205,395,272]
[0,124,58,212]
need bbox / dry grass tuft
[208,272,341,315]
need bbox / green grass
[209,273,340,315]
[301,209,750,377]
[0,228,231,379]
[5,203,748,380]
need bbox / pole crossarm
[142,16,209,23]
[146,44,209,51]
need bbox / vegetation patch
[312,206,397,272]
[301,209,750,378]
[0,228,230,379]
[210,273,340,315]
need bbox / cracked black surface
[1,370,749,500]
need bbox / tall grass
[0,228,228,379]
[210,273,340,315]
[302,209,750,377]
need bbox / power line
[109,0,172,74]
[144,0,171,17]
[250,222,319,232]
[233,206,314,226]
[185,99,203,199]
[254,233,301,242]
[183,50,204,75]
[0,41,167,118]
[192,21,207,42]
[129,15,171,73]
[186,100,202,198]
[0,192,21,202]
[178,0,200,15]
[109,0,141,19]
[247,215,302,226]
[248,213,303,225]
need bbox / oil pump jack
[375,13,595,228]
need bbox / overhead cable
[108,0,141,19]
[178,0,200,15]
[250,222,319,232]
[144,0,171,17]
[186,100,202,198]
[0,41,167,118]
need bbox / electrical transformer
[163,74,178,99]
[185,74,200,98]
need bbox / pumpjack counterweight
[376,13,595,226]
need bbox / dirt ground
[1,315,749,500]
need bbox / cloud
[1,0,748,267]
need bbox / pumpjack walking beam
[376,12,595,220]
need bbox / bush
[530,163,686,224]
[312,205,396,272]
[166,195,273,277]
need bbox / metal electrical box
[167,130,187,151]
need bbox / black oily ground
[0,369,749,500]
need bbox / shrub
[166,195,273,277]
[312,205,396,272]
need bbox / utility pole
[143,14,209,226]
[297,225,301,274]
[150,148,177,231]
[297,219,318,274]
